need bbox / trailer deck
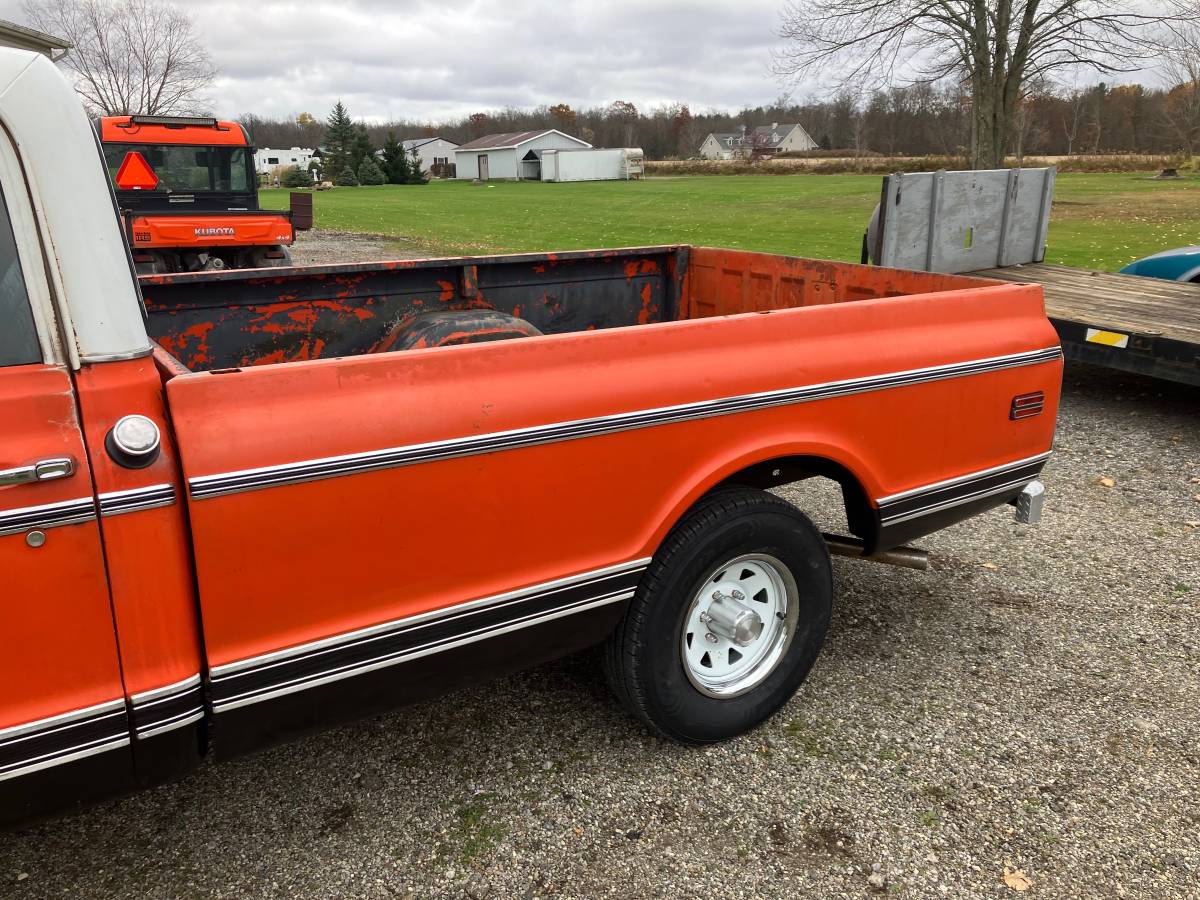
[975,263,1200,387]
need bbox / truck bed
[975,263,1200,387]
[140,246,998,372]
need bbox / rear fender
[636,440,878,561]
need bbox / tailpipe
[822,533,929,571]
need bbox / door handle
[0,457,75,488]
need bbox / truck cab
[97,114,294,273]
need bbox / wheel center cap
[702,588,764,647]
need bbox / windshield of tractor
[103,144,253,194]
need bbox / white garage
[454,129,591,181]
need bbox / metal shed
[454,130,591,181]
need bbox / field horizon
[262,173,1200,272]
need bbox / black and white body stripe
[0,700,129,781]
[0,497,96,537]
[209,559,650,712]
[130,675,204,739]
[0,484,174,537]
[877,453,1052,526]
[189,347,1063,500]
[97,484,175,518]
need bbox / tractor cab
[97,114,293,273]
[100,115,259,211]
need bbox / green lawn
[261,173,1200,272]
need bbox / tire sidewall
[639,503,832,743]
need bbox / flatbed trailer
[976,263,1200,388]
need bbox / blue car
[1120,247,1200,282]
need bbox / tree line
[25,0,1200,170]
[238,79,1200,165]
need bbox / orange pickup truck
[1,49,1061,827]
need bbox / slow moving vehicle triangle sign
[115,151,158,190]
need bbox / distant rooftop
[402,137,458,150]
[707,124,805,150]
[457,129,589,151]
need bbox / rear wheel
[604,488,832,744]
[247,245,292,269]
[132,251,171,275]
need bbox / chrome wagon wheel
[680,553,799,699]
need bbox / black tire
[603,487,832,744]
[247,245,293,269]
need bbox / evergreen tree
[324,101,355,174]
[281,165,311,188]
[357,156,386,185]
[381,132,410,184]
[349,125,375,173]
[334,166,359,187]
[405,147,428,184]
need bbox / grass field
[261,173,1200,271]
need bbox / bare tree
[774,0,1178,168]
[21,0,216,116]
[608,100,640,147]
[1159,10,1200,155]
[1061,84,1088,155]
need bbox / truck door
[0,148,133,823]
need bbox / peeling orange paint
[638,283,654,325]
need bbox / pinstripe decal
[877,454,1051,526]
[0,497,96,537]
[98,484,175,517]
[209,559,650,712]
[0,675,206,783]
[188,346,1063,500]
[129,675,204,739]
[0,700,129,781]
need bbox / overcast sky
[2,0,798,121]
[1,0,1164,124]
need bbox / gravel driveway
[2,245,1196,897]
[287,228,429,265]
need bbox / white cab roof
[0,48,149,364]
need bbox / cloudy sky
[3,0,798,121]
[3,0,1164,124]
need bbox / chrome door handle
[0,457,75,488]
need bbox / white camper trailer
[541,148,644,182]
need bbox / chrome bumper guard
[1013,480,1045,525]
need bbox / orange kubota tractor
[97,114,295,274]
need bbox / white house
[254,147,318,178]
[402,137,458,172]
[455,129,591,181]
[698,123,817,160]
